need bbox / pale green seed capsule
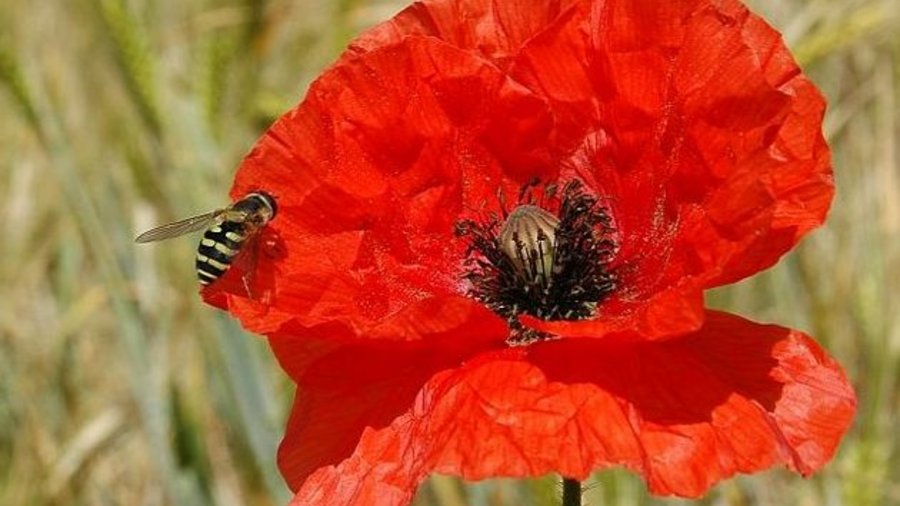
[498,205,559,286]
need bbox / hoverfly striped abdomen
[194,192,277,285]
[196,221,246,285]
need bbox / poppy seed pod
[498,205,559,285]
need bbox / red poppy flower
[203,0,856,504]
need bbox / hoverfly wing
[135,209,225,243]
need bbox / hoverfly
[135,192,277,287]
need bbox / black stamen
[456,180,618,344]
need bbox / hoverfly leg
[241,272,255,300]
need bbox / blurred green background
[0,0,896,504]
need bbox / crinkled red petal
[334,0,835,310]
[205,0,833,342]
[351,0,582,69]
[268,303,508,491]
[505,0,834,289]
[203,36,562,335]
[278,311,854,505]
[520,278,705,340]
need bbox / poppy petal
[279,310,855,504]
[205,35,563,335]
[207,0,833,342]
[351,0,581,68]
[520,278,705,340]
[505,0,832,287]
[268,305,507,491]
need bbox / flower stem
[561,477,581,506]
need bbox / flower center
[456,180,617,344]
